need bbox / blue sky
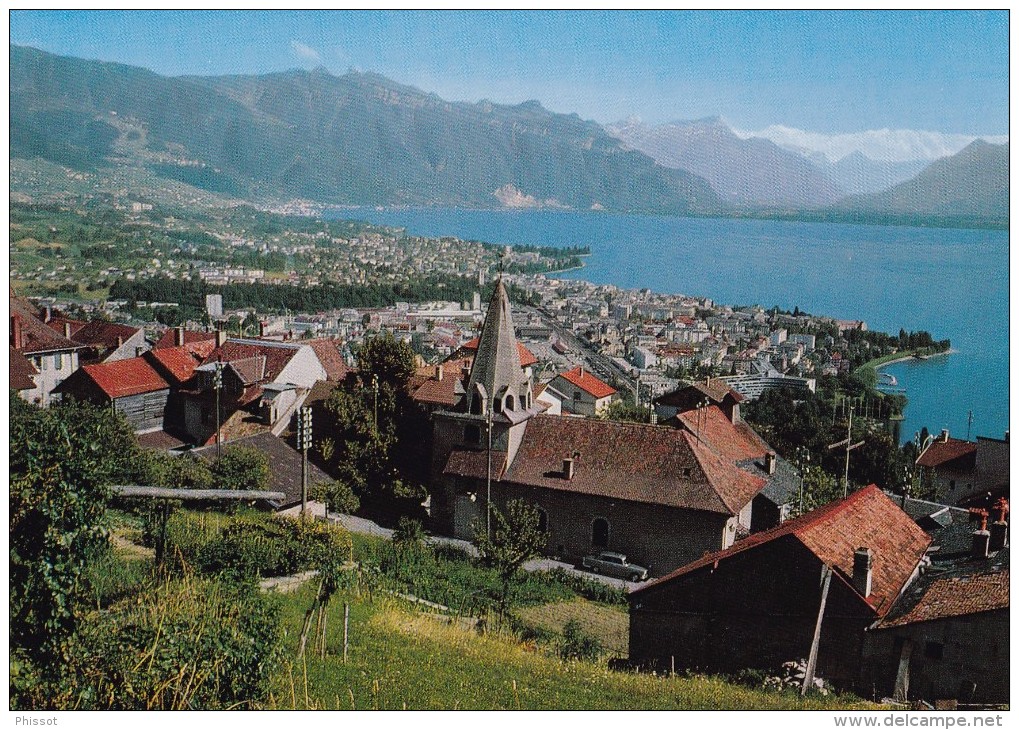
[9,10,1009,136]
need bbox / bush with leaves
[191,515,352,580]
[474,500,547,614]
[10,397,140,669]
[17,576,285,710]
[210,445,270,491]
[558,619,603,662]
[312,478,361,515]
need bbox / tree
[311,478,361,515]
[316,332,430,506]
[474,500,546,615]
[795,465,844,516]
[210,445,270,491]
[600,398,652,424]
[10,398,141,668]
[355,332,416,388]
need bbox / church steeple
[465,277,529,414]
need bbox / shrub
[57,576,284,710]
[558,619,603,662]
[194,516,351,580]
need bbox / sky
[9,10,1010,142]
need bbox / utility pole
[298,406,312,516]
[827,405,864,498]
[797,447,810,515]
[371,374,379,434]
[843,405,853,496]
[213,361,224,459]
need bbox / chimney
[64,322,72,338]
[563,458,575,480]
[216,327,228,347]
[972,529,991,559]
[579,366,584,378]
[259,321,267,338]
[853,547,873,598]
[116,335,124,348]
[11,314,23,350]
[44,305,52,323]
[174,325,185,347]
[940,428,950,443]
[436,364,444,381]
[990,498,1009,551]
[765,452,776,475]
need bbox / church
[429,279,774,577]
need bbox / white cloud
[290,40,322,65]
[731,124,1008,163]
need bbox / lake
[337,208,1009,444]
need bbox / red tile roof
[879,567,1008,628]
[409,357,473,407]
[656,379,744,408]
[916,438,978,468]
[153,329,219,356]
[10,345,38,390]
[199,341,301,384]
[305,338,350,382]
[10,295,82,355]
[69,320,140,352]
[461,337,539,368]
[554,366,617,399]
[45,316,87,338]
[482,415,766,515]
[677,406,770,463]
[78,357,170,399]
[145,346,202,384]
[636,485,932,616]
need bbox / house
[549,366,617,417]
[53,345,204,434]
[430,280,770,577]
[861,507,1009,706]
[46,317,147,364]
[177,338,327,445]
[674,404,799,532]
[10,290,85,406]
[654,379,744,423]
[191,432,330,518]
[54,356,171,432]
[917,430,1010,507]
[628,486,931,689]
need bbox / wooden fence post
[343,603,350,663]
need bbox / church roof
[465,279,529,403]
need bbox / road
[524,304,638,398]
[331,513,636,593]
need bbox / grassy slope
[274,584,877,711]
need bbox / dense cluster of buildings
[9,277,1008,707]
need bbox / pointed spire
[466,277,526,411]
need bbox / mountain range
[9,45,1008,225]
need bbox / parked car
[580,551,649,581]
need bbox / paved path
[329,513,636,593]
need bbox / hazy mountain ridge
[10,45,719,214]
[838,140,1008,220]
[607,117,843,207]
[9,46,1006,225]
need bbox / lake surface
[338,208,1009,444]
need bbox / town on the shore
[11,222,1008,709]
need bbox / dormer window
[505,394,516,411]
